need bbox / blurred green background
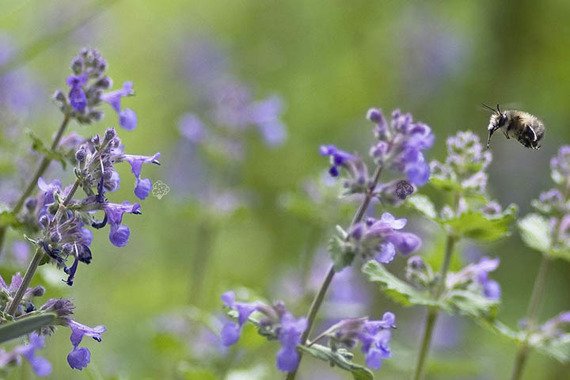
[1,0,569,378]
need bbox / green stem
[413,234,456,380]
[0,114,71,255]
[285,165,383,380]
[509,256,550,380]
[4,178,80,317]
[4,248,44,316]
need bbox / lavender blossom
[446,256,501,301]
[321,312,396,370]
[220,292,307,372]
[66,320,106,370]
[0,333,51,377]
[54,48,136,129]
[368,108,434,185]
[347,213,422,263]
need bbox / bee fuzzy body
[485,105,545,150]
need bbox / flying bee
[483,104,545,150]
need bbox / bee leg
[502,129,510,139]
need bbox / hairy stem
[4,178,80,317]
[4,248,44,316]
[0,114,71,255]
[509,256,550,380]
[286,165,383,380]
[413,234,457,380]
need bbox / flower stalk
[509,256,550,380]
[0,114,71,255]
[285,165,383,380]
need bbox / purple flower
[550,145,570,186]
[103,202,142,247]
[179,113,207,143]
[446,256,501,301]
[367,108,434,186]
[66,74,88,112]
[220,291,257,346]
[122,153,161,199]
[320,145,370,193]
[101,81,137,130]
[13,333,52,377]
[321,312,395,370]
[348,213,422,263]
[250,96,287,147]
[276,313,307,372]
[65,320,106,370]
[540,311,570,339]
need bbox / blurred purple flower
[0,333,52,377]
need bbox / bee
[483,104,545,150]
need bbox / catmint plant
[503,146,570,379]
[220,108,430,379]
[0,48,158,376]
[362,131,517,379]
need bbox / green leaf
[27,130,67,169]
[518,213,552,253]
[362,261,442,308]
[298,344,374,380]
[445,204,518,241]
[406,194,437,220]
[429,177,463,193]
[518,213,570,261]
[328,236,353,272]
[0,211,22,229]
[0,313,56,344]
[446,289,499,320]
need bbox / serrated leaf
[299,344,374,380]
[445,204,518,241]
[429,177,463,193]
[446,289,499,320]
[0,211,22,229]
[362,261,442,308]
[329,236,353,271]
[27,131,67,169]
[406,194,437,220]
[518,213,552,253]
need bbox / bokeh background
[1,0,569,378]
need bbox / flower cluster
[347,213,422,263]
[446,256,501,301]
[53,48,137,130]
[28,128,158,285]
[0,275,105,375]
[320,108,433,203]
[220,291,307,372]
[431,131,492,195]
[317,312,395,369]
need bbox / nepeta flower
[0,333,52,377]
[348,213,422,263]
[321,312,396,370]
[123,153,161,199]
[431,131,492,194]
[446,256,501,300]
[220,292,307,372]
[101,82,137,130]
[54,48,136,129]
[220,291,257,346]
[550,146,570,186]
[66,320,106,370]
[368,108,434,185]
[0,273,45,317]
[319,145,370,194]
[539,311,570,340]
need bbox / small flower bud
[75,147,86,162]
[71,57,83,74]
[104,128,116,142]
[95,76,111,89]
[25,198,37,210]
[53,90,66,103]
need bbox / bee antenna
[496,104,502,113]
[481,103,497,113]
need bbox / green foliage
[363,261,499,321]
[407,195,518,242]
[0,210,21,229]
[26,130,68,169]
[362,261,441,308]
[0,313,56,344]
[518,213,570,261]
[298,344,374,380]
